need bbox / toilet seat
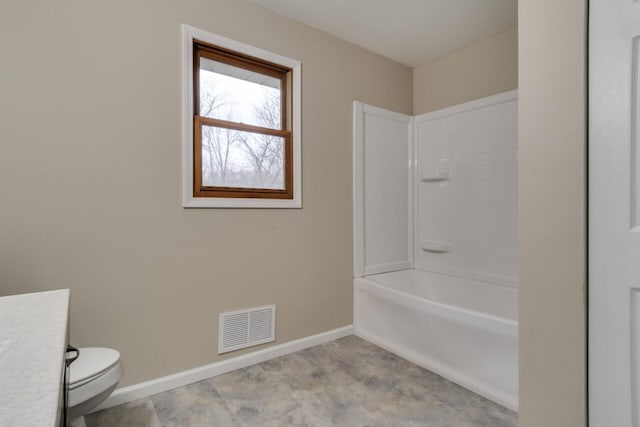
[69,347,120,390]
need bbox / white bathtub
[354,269,518,410]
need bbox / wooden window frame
[182,25,302,208]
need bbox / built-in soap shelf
[420,171,450,182]
[421,240,452,253]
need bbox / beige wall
[518,0,587,426]
[0,1,589,420]
[0,0,412,386]
[413,28,518,115]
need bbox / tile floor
[85,336,517,427]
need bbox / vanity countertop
[0,289,70,427]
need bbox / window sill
[183,196,301,209]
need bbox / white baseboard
[93,325,354,412]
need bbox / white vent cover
[218,305,276,354]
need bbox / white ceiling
[251,0,517,67]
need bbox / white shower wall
[354,91,518,287]
[353,104,413,277]
[415,91,518,287]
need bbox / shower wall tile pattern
[415,99,518,286]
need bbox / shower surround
[353,91,518,410]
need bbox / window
[182,26,301,208]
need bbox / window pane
[199,57,282,130]
[201,125,285,190]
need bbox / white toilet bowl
[68,347,123,426]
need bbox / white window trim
[181,24,302,208]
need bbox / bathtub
[354,269,518,410]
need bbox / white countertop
[0,289,70,427]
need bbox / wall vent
[218,305,276,354]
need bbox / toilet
[68,347,123,427]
